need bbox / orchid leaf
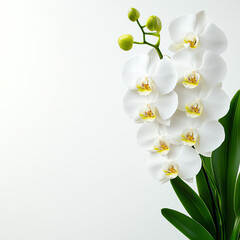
[196,167,215,221]
[161,208,214,240]
[171,177,216,238]
[211,90,240,238]
[230,210,240,240]
[234,174,240,215]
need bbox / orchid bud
[146,15,162,32]
[128,8,140,22]
[118,34,134,51]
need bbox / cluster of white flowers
[122,11,230,183]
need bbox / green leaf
[234,173,240,215]
[161,208,214,240]
[211,90,240,238]
[230,210,240,240]
[196,167,215,221]
[171,177,216,238]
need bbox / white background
[0,0,239,239]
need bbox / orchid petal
[155,91,178,120]
[137,123,159,151]
[148,49,160,75]
[195,11,209,35]
[152,58,177,95]
[167,110,192,139]
[203,85,230,121]
[175,83,200,110]
[200,23,227,54]
[123,90,146,121]
[172,49,195,68]
[169,15,196,43]
[175,146,202,179]
[195,121,225,155]
[199,51,227,87]
[122,54,149,89]
[148,153,168,183]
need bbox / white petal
[169,14,196,43]
[148,153,169,183]
[167,110,192,139]
[175,146,202,179]
[155,91,178,120]
[152,57,177,95]
[148,49,160,75]
[200,23,227,54]
[195,121,225,154]
[195,11,209,35]
[137,123,159,151]
[169,43,184,52]
[123,90,146,121]
[199,51,227,87]
[122,54,149,89]
[175,83,200,110]
[172,49,195,68]
[202,85,230,121]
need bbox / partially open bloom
[173,50,227,88]
[175,83,229,121]
[123,50,178,124]
[167,111,225,156]
[169,11,227,54]
[148,145,201,183]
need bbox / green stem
[133,41,144,44]
[135,19,163,59]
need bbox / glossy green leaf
[196,167,215,221]
[161,208,214,240]
[234,173,240,215]
[171,177,216,238]
[211,90,240,238]
[230,210,240,240]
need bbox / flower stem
[134,19,163,59]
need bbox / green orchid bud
[128,8,140,22]
[118,34,134,51]
[146,15,162,32]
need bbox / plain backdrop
[0,0,239,239]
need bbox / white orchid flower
[122,49,177,95]
[167,111,225,157]
[148,145,201,183]
[172,50,226,89]
[122,50,178,124]
[175,83,229,121]
[123,90,178,124]
[169,11,227,54]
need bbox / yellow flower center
[153,138,170,155]
[182,71,200,88]
[184,33,199,49]
[136,77,153,96]
[181,128,198,146]
[163,162,179,179]
[185,100,203,118]
[139,104,156,122]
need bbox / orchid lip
[185,99,203,118]
[184,32,199,49]
[139,103,156,122]
[136,76,154,96]
[153,137,170,155]
[163,161,179,179]
[182,71,200,89]
[181,128,198,146]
